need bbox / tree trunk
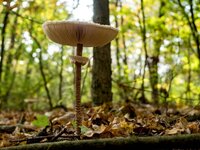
[30,34,53,110]
[4,9,20,104]
[0,9,9,83]
[92,0,112,105]
[138,0,148,104]
[114,0,121,77]
[39,50,53,110]
[59,46,64,101]
[148,0,165,104]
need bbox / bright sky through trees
[67,0,93,21]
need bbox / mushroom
[42,20,118,136]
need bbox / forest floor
[1,101,200,148]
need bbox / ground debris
[1,103,200,148]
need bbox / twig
[73,0,80,9]
[10,11,43,24]
[10,135,78,143]
[50,127,66,142]
[10,135,54,143]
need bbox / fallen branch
[0,126,16,133]
[2,133,200,150]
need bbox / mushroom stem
[75,43,83,136]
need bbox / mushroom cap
[42,20,118,47]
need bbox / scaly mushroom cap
[42,21,118,47]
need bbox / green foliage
[71,120,76,128]
[71,120,90,134]
[80,125,90,134]
[32,114,49,127]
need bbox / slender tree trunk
[119,0,128,74]
[0,9,9,83]
[142,0,165,104]
[4,44,22,103]
[4,9,20,103]
[121,24,127,66]
[30,34,53,110]
[92,0,112,105]
[59,46,64,101]
[0,9,10,106]
[186,38,192,103]
[147,55,159,104]
[22,60,31,105]
[177,0,200,62]
[114,0,121,77]
[177,0,200,102]
[139,0,148,103]
[119,0,129,101]
[189,0,200,60]
[39,50,53,110]
[186,48,191,103]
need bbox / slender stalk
[75,43,83,136]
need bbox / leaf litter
[1,101,200,148]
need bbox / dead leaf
[52,112,75,125]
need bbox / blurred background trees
[0,0,200,110]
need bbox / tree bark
[114,0,121,77]
[138,0,148,103]
[149,0,165,104]
[59,46,64,101]
[92,0,112,105]
[0,9,10,83]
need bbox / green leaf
[32,114,49,127]
[71,120,76,127]
[71,121,89,134]
[80,125,90,134]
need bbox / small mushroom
[42,20,118,136]
[69,56,89,66]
